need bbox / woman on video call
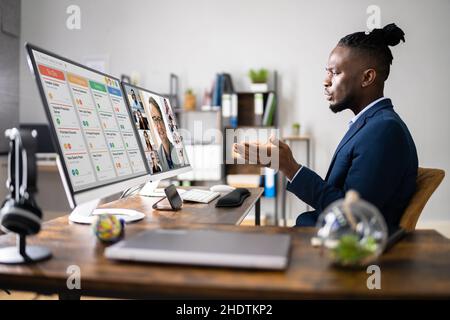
[149,97,179,171]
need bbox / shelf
[235,91,276,95]
[175,109,220,113]
[226,164,263,175]
[282,135,311,141]
[174,70,279,222]
[224,125,276,129]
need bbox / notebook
[105,229,291,270]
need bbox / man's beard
[329,94,355,113]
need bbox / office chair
[399,167,445,232]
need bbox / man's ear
[361,68,377,87]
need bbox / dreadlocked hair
[338,23,405,81]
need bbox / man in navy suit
[235,24,418,235]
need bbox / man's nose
[323,74,332,87]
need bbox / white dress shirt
[348,96,387,128]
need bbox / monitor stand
[138,180,165,197]
[69,192,146,225]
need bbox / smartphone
[164,184,182,210]
[152,184,182,211]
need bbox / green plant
[331,234,378,266]
[248,69,269,83]
[292,123,300,129]
[185,88,194,95]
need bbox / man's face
[324,46,363,113]
[151,105,167,139]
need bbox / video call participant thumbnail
[148,96,180,171]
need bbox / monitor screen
[122,83,189,175]
[28,46,148,193]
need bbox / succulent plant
[248,69,269,83]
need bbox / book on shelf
[222,93,231,118]
[263,167,276,198]
[213,72,235,108]
[211,74,223,107]
[222,93,238,128]
[218,73,237,127]
[230,93,238,127]
[262,92,276,126]
[222,73,235,93]
[254,93,264,126]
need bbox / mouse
[210,184,236,193]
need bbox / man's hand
[233,135,301,180]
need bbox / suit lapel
[325,99,393,180]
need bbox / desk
[99,187,263,226]
[1,218,450,299]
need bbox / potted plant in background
[292,122,301,136]
[184,88,196,111]
[248,68,269,92]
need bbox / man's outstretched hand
[233,135,301,180]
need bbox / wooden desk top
[97,187,263,226]
[1,217,450,299]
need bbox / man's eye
[326,69,339,77]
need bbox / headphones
[0,128,42,235]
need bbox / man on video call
[235,23,418,235]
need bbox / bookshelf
[223,71,279,224]
[174,71,280,224]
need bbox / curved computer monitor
[121,83,191,183]
[25,44,159,221]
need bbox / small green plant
[185,88,194,95]
[248,69,269,83]
[331,234,378,266]
[292,123,301,136]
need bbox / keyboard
[181,189,221,204]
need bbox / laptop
[105,229,291,270]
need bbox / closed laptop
[105,229,291,270]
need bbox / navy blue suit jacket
[287,99,418,235]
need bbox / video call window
[123,84,189,174]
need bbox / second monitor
[122,83,190,195]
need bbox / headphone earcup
[0,198,41,235]
[0,198,15,232]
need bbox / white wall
[19,0,450,223]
